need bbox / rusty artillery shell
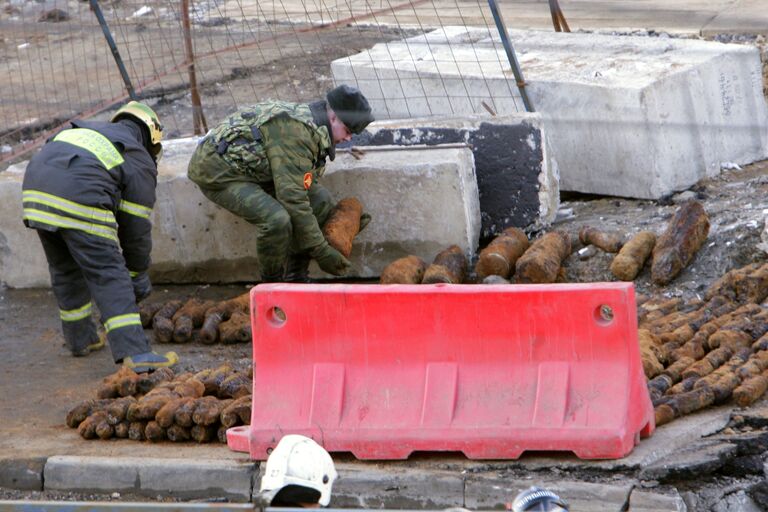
[66,399,113,428]
[192,396,226,426]
[322,197,363,258]
[166,424,191,442]
[95,416,114,440]
[128,421,147,441]
[651,200,710,285]
[737,350,768,379]
[733,369,768,407]
[610,231,656,281]
[218,425,229,444]
[578,226,624,253]
[735,263,768,304]
[174,397,198,428]
[671,386,716,416]
[173,378,205,398]
[221,395,252,428]
[219,372,251,399]
[139,301,165,328]
[106,396,137,425]
[136,367,175,395]
[199,293,251,344]
[156,397,190,428]
[77,411,108,439]
[647,374,673,401]
[172,298,215,343]
[422,245,468,284]
[663,356,695,382]
[152,300,183,343]
[380,256,428,284]
[475,227,529,280]
[145,421,166,442]
[191,424,219,443]
[219,311,251,345]
[114,421,129,438]
[654,404,677,426]
[515,231,571,284]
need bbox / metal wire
[0,0,529,165]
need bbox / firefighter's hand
[311,243,351,276]
[131,272,152,302]
[359,212,372,232]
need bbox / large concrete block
[0,138,479,286]
[332,27,768,199]
[349,113,557,238]
[44,455,255,500]
[317,145,480,277]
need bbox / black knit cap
[326,84,374,134]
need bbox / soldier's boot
[259,271,284,283]
[284,253,312,283]
[122,351,179,374]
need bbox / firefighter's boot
[122,351,179,373]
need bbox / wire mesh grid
[0,0,528,164]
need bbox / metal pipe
[89,0,137,101]
[486,0,534,112]
[181,0,207,135]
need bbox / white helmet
[260,435,338,507]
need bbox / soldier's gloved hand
[131,272,152,302]
[359,212,372,232]
[311,243,351,276]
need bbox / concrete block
[349,113,557,238]
[44,455,255,500]
[639,440,737,481]
[465,477,685,512]
[1,138,479,286]
[331,464,464,509]
[332,27,768,199]
[315,145,480,278]
[0,457,45,491]
[0,164,50,288]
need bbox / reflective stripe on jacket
[22,120,158,272]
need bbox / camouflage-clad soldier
[187,85,374,282]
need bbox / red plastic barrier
[227,283,654,460]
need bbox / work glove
[311,243,351,276]
[131,272,152,302]
[359,212,372,232]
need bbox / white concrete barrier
[331,27,768,199]
[0,138,479,286]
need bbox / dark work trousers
[37,228,151,361]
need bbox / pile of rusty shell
[706,262,768,305]
[380,255,428,284]
[322,197,363,258]
[422,245,468,284]
[171,298,215,343]
[638,328,667,379]
[67,366,253,443]
[651,200,710,286]
[610,231,656,281]
[515,231,571,284]
[578,226,624,253]
[150,300,183,343]
[475,227,529,280]
[199,294,249,344]
[654,386,715,426]
[733,368,768,407]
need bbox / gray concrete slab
[326,465,465,509]
[315,144,480,278]
[332,27,768,199]
[44,456,256,501]
[350,113,557,238]
[639,440,738,482]
[1,138,480,286]
[0,457,45,491]
[465,477,686,512]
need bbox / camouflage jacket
[195,100,334,251]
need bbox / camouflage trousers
[188,141,333,278]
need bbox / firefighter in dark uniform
[22,101,178,373]
[187,85,374,282]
